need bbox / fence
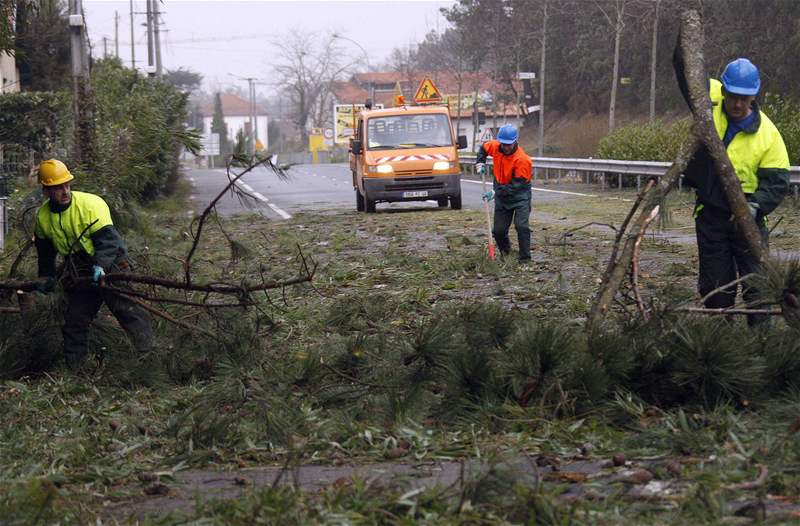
[459,154,800,196]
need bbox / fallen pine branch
[0,268,315,295]
[675,307,782,316]
[119,293,221,341]
[723,463,769,490]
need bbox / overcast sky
[83,0,453,93]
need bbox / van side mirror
[351,140,362,155]
[457,135,468,149]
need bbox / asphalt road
[187,163,577,218]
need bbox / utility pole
[102,36,108,57]
[152,0,163,76]
[114,10,119,58]
[129,0,135,68]
[145,0,154,75]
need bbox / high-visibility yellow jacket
[34,191,128,277]
[684,101,790,216]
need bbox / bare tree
[595,0,629,133]
[271,30,355,146]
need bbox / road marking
[461,179,633,200]
[236,181,293,220]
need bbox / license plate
[402,191,428,198]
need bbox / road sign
[323,128,334,139]
[480,128,494,142]
[333,103,384,145]
[413,78,443,103]
[517,72,536,80]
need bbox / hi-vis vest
[712,102,789,194]
[34,191,113,256]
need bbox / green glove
[481,190,495,202]
[476,163,486,175]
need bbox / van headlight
[368,164,394,173]
[432,161,454,171]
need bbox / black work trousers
[695,207,768,326]
[63,285,154,368]
[493,199,532,262]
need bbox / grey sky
[83,0,453,93]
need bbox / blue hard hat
[721,58,760,96]
[496,124,519,145]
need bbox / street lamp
[332,33,374,103]
[228,73,266,155]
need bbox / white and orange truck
[349,98,468,213]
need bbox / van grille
[394,169,434,177]
[386,181,445,191]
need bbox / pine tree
[210,92,229,161]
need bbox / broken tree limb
[0,269,314,295]
[588,9,768,332]
[184,156,284,284]
[677,10,765,262]
[587,136,699,331]
[631,205,660,320]
[677,307,781,316]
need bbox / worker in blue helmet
[683,58,790,326]
[475,124,533,263]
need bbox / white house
[201,93,268,150]
[0,51,20,93]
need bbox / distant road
[187,163,578,218]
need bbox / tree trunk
[649,0,659,122]
[677,10,765,262]
[538,0,548,157]
[587,8,766,331]
[608,1,623,133]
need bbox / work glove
[35,277,56,294]
[747,201,760,219]
[476,163,486,175]
[482,190,495,202]
[91,265,106,284]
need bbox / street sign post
[333,103,384,145]
[517,72,536,80]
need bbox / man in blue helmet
[475,124,533,263]
[684,58,790,326]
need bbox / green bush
[597,94,800,165]
[0,91,70,161]
[88,58,197,203]
[596,118,691,161]
[761,93,800,165]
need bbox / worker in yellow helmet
[33,159,155,373]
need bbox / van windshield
[367,114,453,150]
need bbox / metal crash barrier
[459,153,800,195]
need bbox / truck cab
[349,105,468,213]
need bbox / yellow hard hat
[38,159,74,187]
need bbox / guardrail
[459,153,800,195]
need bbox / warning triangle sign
[413,77,443,103]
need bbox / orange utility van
[349,105,468,213]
